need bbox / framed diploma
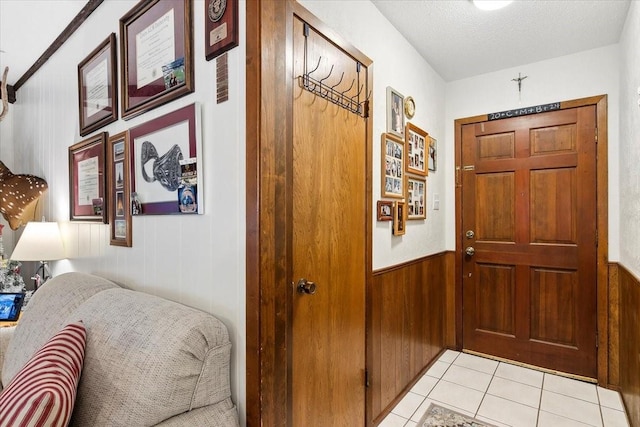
[69,132,107,223]
[78,33,118,136]
[205,0,238,61]
[107,131,132,247]
[120,0,194,120]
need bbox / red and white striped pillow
[0,321,86,427]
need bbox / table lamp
[10,220,65,290]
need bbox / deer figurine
[0,162,48,230]
[0,68,50,229]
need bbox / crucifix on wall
[512,72,528,100]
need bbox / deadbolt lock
[465,230,475,239]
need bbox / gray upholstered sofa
[0,272,239,426]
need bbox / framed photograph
[78,33,118,136]
[386,86,404,138]
[69,132,107,223]
[392,200,406,236]
[407,176,426,220]
[382,133,404,199]
[107,131,132,247]
[428,135,437,172]
[120,0,194,119]
[405,122,428,177]
[377,200,393,221]
[205,0,238,61]
[129,103,203,215]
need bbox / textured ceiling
[0,0,633,87]
[371,0,631,81]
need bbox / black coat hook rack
[299,23,370,118]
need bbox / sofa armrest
[0,326,16,388]
[153,398,239,427]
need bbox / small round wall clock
[208,0,227,22]
[404,96,416,119]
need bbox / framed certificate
[69,132,107,223]
[78,33,118,136]
[120,0,194,119]
[204,0,238,61]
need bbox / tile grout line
[596,385,605,427]
[404,358,454,427]
[473,375,491,419]
[473,362,500,420]
[407,354,457,425]
[535,373,546,427]
[405,392,427,426]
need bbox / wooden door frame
[454,95,609,385]
[246,1,373,425]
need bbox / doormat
[417,403,498,427]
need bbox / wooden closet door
[291,17,369,426]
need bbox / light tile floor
[379,350,630,427]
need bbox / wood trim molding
[453,95,609,383]
[245,0,262,424]
[246,1,292,424]
[372,251,452,276]
[593,95,610,386]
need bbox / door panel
[476,172,515,241]
[292,17,367,426]
[530,168,576,243]
[462,106,597,378]
[476,263,515,336]
[530,268,578,346]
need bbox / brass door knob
[296,278,317,295]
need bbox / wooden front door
[291,16,370,426]
[461,106,598,378]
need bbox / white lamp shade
[10,221,65,262]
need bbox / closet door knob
[296,278,317,295]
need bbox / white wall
[300,0,448,270]
[445,45,621,258]
[5,0,247,424]
[619,1,640,277]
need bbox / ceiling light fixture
[473,0,513,11]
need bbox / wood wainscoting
[368,251,455,425]
[614,263,640,426]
